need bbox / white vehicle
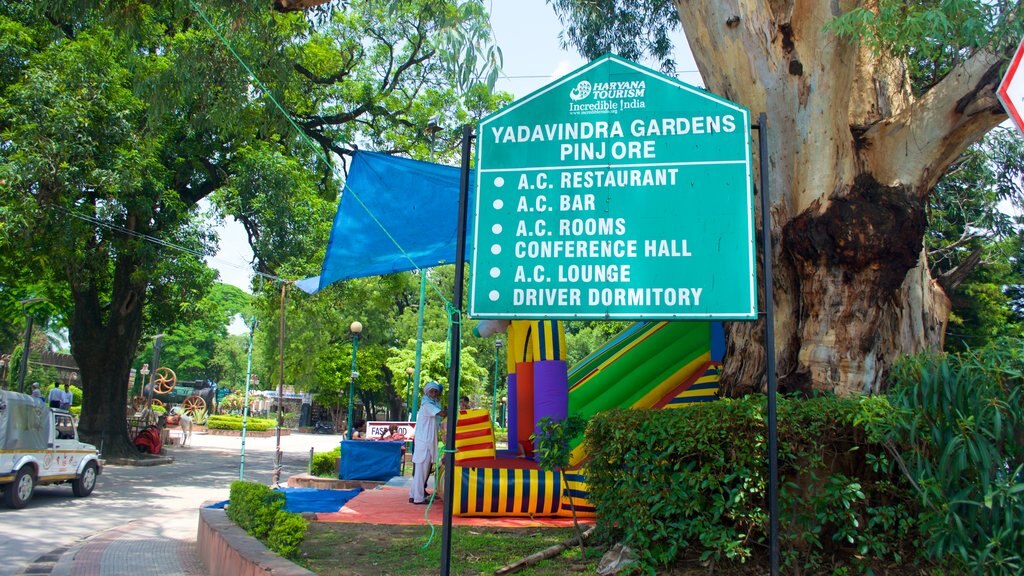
[0,389,102,509]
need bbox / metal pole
[412,271,426,419]
[145,334,164,413]
[413,121,439,424]
[16,314,33,394]
[273,283,287,487]
[756,112,780,576]
[440,124,473,576]
[347,331,360,439]
[491,340,501,424]
[240,317,256,480]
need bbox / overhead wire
[188,0,453,302]
[54,205,293,285]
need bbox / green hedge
[586,395,917,573]
[312,446,341,478]
[207,414,276,431]
[227,481,308,559]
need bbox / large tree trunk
[673,0,1006,396]
[68,252,147,458]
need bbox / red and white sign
[365,420,415,440]
[997,36,1024,137]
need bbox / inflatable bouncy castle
[450,320,725,518]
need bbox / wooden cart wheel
[150,399,165,408]
[181,395,206,419]
[153,367,177,394]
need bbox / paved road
[0,430,344,576]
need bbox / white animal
[170,407,194,447]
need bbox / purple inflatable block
[533,360,569,443]
[506,374,517,451]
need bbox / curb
[198,507,315,576]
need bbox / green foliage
[143,283,253,382]
[827,0,1022,94]
[925,127,1024,349]
[207,414,276,431]
[586,396,918,572]
[533,415,586,472]
[0,0,504,450]
[227,480,307,558]
[190,406,209,425]
[887,343,1024,574]
[267,509,308,559]
[548,0,681,73]
[311,446,342,478]
[227,481,285,540]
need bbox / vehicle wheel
[3,467,35,509]
[72,461,98,497]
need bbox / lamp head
[406,366,414,376]
[350,321,363,334]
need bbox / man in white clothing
[409,381,446,505]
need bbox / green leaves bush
[586,395,917,572]
[207,414,276,431]
[227,481,308,559]
[267,510,309,558]
[227,481,284,540]
[887,341,1024,575]
[311,446,341,478]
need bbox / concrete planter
[198,506,314,576]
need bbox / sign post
[997,36,1024,137]
[470,54,755,320]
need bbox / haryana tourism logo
[569,80,592,101]
[568,79,647,115]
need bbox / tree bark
[68,251,147,458]
[672,0,1007,396]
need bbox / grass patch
[298,523,598,575]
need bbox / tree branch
[936,245,985,293]
[864,48,1006,192]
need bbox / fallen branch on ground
[494,525,596,575]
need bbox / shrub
[267,510,308,558]
[887,342,1024,575]
[226,481,308,559]
[207,414,276,431]
[312,446,341,478]
[227,481,284,539]
[586,395,918,572]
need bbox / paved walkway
[3,430,343,576]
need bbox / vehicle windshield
[55,414,75,440]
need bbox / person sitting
[459,395,471,411]
[378,424,406,441]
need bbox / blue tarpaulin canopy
[297,151,475,294]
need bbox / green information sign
[469,54,755,319]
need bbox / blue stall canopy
[298,151,476,294]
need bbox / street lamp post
[492,338,503,425]
[138,364,150,398]
[240,373,257,480]
[347,321,363,440]
[405,366,414,421]
[16,297,45,394]
[145,334,166,413]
